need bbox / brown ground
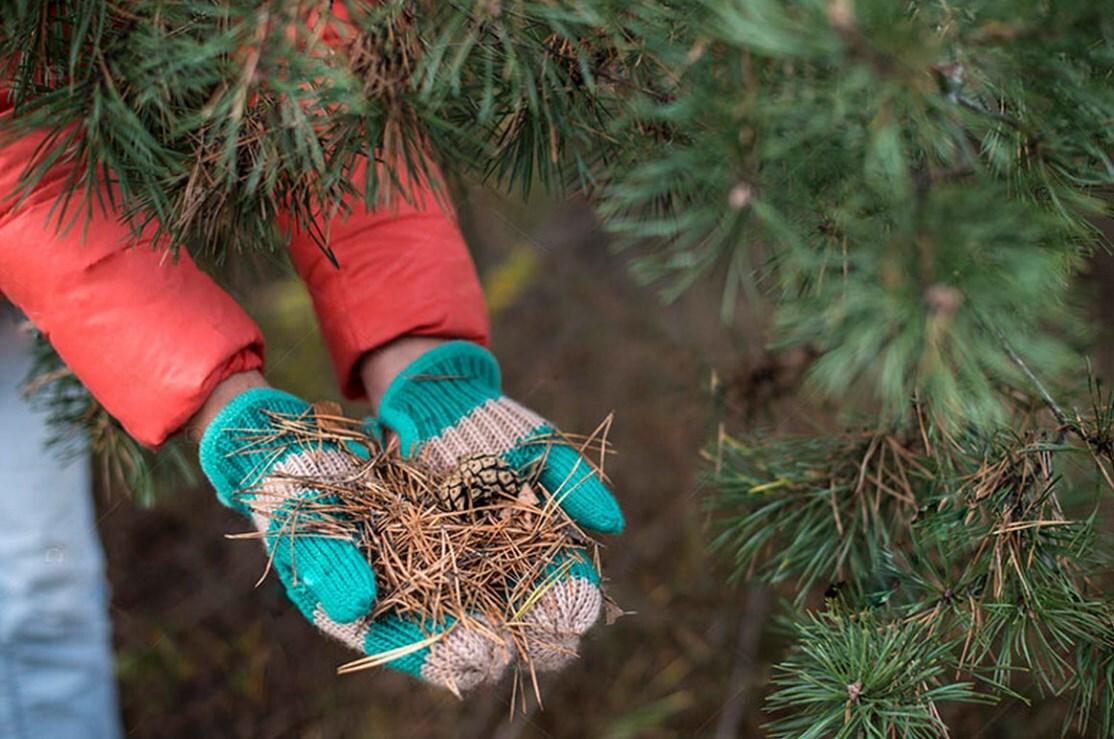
[95,192,1110,738]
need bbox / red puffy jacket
[0,77,489,447]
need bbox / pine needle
[233,407,614,686]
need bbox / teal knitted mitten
[200,388,510,693]
[377,342,624,672]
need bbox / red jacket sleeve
[0,108,265,447]
[287,6,489,398]
[288,159,490,399]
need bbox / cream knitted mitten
[376,342,624,672]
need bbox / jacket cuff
[287,159,491,400]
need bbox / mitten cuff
[377,341,502,450]
[198,387,312,508]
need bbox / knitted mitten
[199,387,510,693]
[376,342,624,671]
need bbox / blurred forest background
[92,182,1114,738]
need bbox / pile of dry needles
[229,402,613,690]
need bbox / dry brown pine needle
[231,404,615,683]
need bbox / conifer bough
[7,0,1114,735]
[0,0,654,255]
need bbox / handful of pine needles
[229,402,614,691]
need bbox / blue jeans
[0,317,122,739]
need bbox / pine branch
[765,611,990,739]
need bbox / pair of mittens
[199,342,622,691]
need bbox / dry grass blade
[337,632,447,675]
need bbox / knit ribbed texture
[520,576,602,671]
[312,608,510,692]
[378,341,503,454]
[199,388,314,513]
[311,608,437,677]
[420,616,512,693]
[513,550,601,671]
